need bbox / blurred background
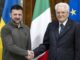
[0,0,69,27]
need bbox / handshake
[25,50,34,60]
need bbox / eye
[18,14,22,16]
[13,14,17,16]
[62,12,65,14]
[56,12,60,14]
[62,12,67,14]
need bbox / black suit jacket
[34,19,80,60]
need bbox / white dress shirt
[59,19,68,34]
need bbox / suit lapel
[54,22,59,40]
[59,20,72,38]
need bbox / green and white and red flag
[30,0,51,60]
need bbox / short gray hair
[55,2,70,12]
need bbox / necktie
[60,24,64,33]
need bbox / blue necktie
[60,24,64,33]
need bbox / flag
[30,0,51,60]
[69,0,80,23]
[0,0,19,60]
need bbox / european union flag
[69,0,80,23]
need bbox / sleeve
[25,26,31,50]
[1,26,28,56]
[75,23,80,60]
[33,23,51,57]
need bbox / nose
[16,14,20,18]
[17,14,19,17]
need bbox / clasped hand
[25,50,34,60]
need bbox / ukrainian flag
[69,0,80,23]
[0,0,19,60]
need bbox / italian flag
[30,0,51,60]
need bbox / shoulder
[68,19,80,29]
[22,24,30,31]
[46,20,58,31]
[68,18,80,24]
[1,24,11,36]
[48,20,58,27]
[1,23,10,31]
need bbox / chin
[59,20,65,22]
[15,21,20,24]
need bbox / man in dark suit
[29,2,80,60]
[1,5,33,60]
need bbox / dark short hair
[10,5,23,12]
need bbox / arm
[75,23,80,60]
[25,26,31,50]
[1,26,28,56]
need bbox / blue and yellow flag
[0,0,19,60]
[69,0,80,23]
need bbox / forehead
[56,6,68,12]
[11,9,23,13]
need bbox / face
[55,6,69,23]
[10,9,23,24]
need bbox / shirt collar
[59,19,68,26]
[10,20,23,28]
